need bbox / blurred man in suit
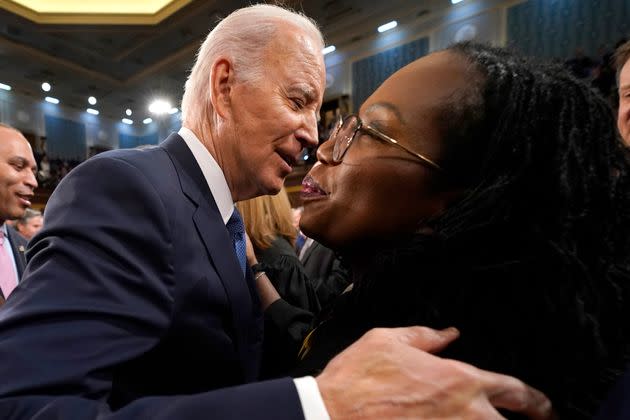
[0,5,552,420]
[616,40,630,145]
[15,208,43,241]
[0,124,37,303]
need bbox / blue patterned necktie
[226,208,247,276]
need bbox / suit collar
[178,127,233,224]
[4,224,26,282]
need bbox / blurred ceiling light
[122,118,133,125]
[0,83,11,91]
[41,82,51,92]
[45,96,59,104]
[125,108,132,116]
[86,108,99,115]
[88,96,97,105]
[143,117,153,124]
[148,99,171,115]
[377,21,398,33]
[322,45,336,55]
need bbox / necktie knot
[226,209,247,276]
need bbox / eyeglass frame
[329,114,444,172]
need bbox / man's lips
[16,192,33,206]
[301,175,328,198]
[277,150,297,169]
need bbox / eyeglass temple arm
[362,125,444,172]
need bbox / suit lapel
[161,134,254,360]
[300,240,318,264]
[7,226,26,280]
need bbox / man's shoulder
[76,145,175,178]
[94,145,165,165]
[7,224,26,247]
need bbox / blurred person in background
[15,208,43,241]
[238,187,320,314]
[0,124,37,304]
[238,188,319,378]
[615,39,630,145]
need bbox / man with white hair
[0,5,552,420]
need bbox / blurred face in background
[618,58,630,145]
[292,207,303,230]
[17,214,43,240]
[0,127,38,223]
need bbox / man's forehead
[0,130,34,159]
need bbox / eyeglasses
[329,114,444,172]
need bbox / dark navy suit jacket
[595,366,630,419]
[6,225,26,279]
[0,134,304,419]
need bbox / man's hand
[316,327,553,419]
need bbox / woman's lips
[301,175,328,199]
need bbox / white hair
[180,4,323,126]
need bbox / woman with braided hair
[290,42,630,418]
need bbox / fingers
[479,369,554,420]
[388,325,460,353]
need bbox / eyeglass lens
[332,115,359,162]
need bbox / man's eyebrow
[9,156,36,169]
[294,86,317,103]
[8,156,27,165]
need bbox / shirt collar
[178,127,234,225]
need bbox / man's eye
[292,98,304,109]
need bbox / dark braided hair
[331,43,630,418]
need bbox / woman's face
[300,51,470,250]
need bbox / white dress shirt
[178,127,330,420]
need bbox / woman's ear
[210,57,234,119]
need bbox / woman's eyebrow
[363,102,405,124]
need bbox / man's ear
[210,58,234,119]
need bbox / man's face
[0,127,38,222]
[17,215,43,240]
[618,59,630,145]
[220,28,325,201]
